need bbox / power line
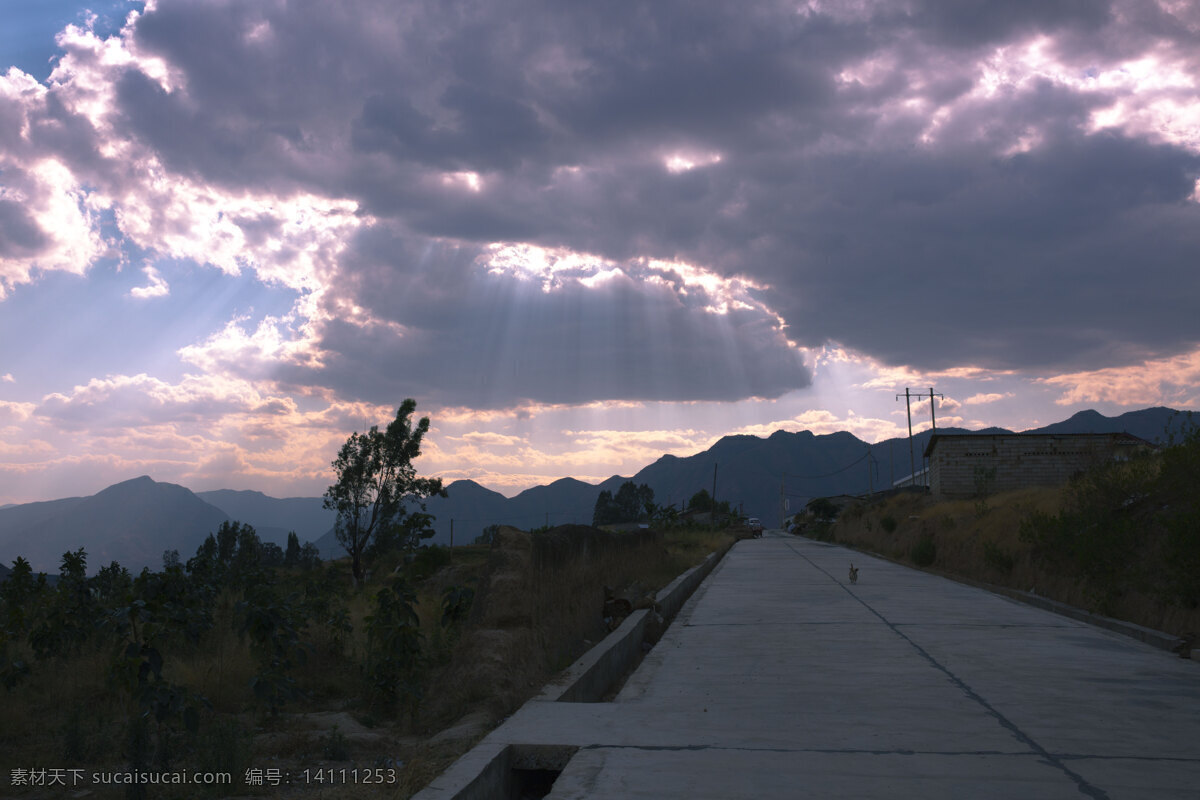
[779,449,873,481]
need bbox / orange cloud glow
[1040,348,1200,406]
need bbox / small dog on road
[848,563,859,585]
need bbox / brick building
[923,432,1152,498]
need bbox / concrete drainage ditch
[412,544,731,799]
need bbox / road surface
[496,533,1200,799]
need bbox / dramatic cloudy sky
[2,0,1198,504]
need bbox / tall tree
[594,482,654,526]
[688,489,713,512]
[284,532,301,568]
[592,490,616,526]
[613,481,654,522]
[323,399,445,585]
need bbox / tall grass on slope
[826,436,1200,639]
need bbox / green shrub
[1163,510,1200,608]
[981,540,1014,574]
[808,498,838,521]
[881,515,898,533]
[365,578,423,715]
[911,535,936,567]
[807,521,836,542]
[236,589,309,714]
[1018,458,1153,613]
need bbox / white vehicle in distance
[747,517,763,537]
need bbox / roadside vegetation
[0,522,733,799]
[797,423,1200,642]
[0,399,738,799]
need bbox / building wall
[929,435,1142,497]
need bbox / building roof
[923,431,1151,459]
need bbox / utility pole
[897,388,915,487]
[928,388,943,433]
[926,387,944,487]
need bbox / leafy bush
[107,583,210,773]
[1019,455,1156,612]
[236,588,309,714]
[1,556,47,637]
[1163,511,1200,608]
[807,498,839,521]
[365,578,423,715]
[1157,421,1200,607]
[322,604,354,657]
[911,535,936,567]
[476,524,501,546]
[981,540,1014,574]
[806,521,836,542]
[29,549,100,659]
[881,515,898,533]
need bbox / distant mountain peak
[547,477,594,489]
[94,475,158,496]
[205,488,271,498]
[94,475,193,500]
[0,475,228,573]
[716,433,761,444]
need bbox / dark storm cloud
[10,0,1200,405]
[908,0,1113,47]
[749,128,1200,370]
[353,86,550,171]
[267,235,810,408]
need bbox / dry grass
[172,599,257,713]
[2,645,111,760]
[827,487,1200,640]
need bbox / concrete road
[498,534,1200,799]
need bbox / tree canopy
[687,489,733,517]
[593,481,654,526]
[323,399,445,584]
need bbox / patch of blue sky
[0,255,300,399]
[2,0,143,80]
